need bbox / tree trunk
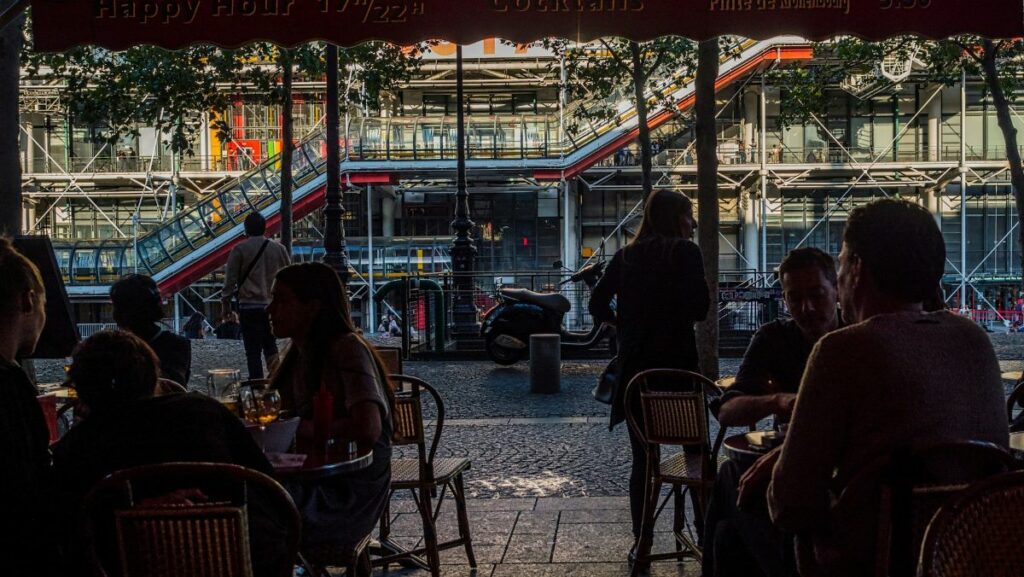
[278,48,294,253]
[629,42,654,195]
[0,4,23,236]
[695,38,720,380]
[981,40,1024,293]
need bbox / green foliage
[23,12,423,156]
[246,42,425,117]
[540,36,697,133]
[23,39,261,154]
[770,36,1024,130]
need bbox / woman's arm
[329,401,383,452]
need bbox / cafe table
[269,441,374,482]
[722,432,781,468]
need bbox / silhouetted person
[221,212,291,380]
[111,274,191,386]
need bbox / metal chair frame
[82,462,301,577]
[625,368,719,577]
[374,374,475,577]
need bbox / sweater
[767,310,1008,577]
[223,236,291,306]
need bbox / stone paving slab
[365,496,699,577]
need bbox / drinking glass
[257,389,282,430]
[239,386,258,424]
[207,369,241,402]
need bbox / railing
[23,155,239,175]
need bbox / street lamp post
[450,45,479,335]
[322,43,351,284]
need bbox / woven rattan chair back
[83,462,301,577]
[389,374,446,477]
[871,441,1016,577]
[114,504,252,577]
[626,369,716,449]
[918,470,1024,577]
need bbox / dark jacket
[138,325,192,386]
[589,237,710,428]
[0,360,60,575]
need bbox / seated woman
[268,262,394,556]
[110,274,191,386]
[52,330,288,577]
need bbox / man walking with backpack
[221,213,291,380]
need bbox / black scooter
[480,261,615,365]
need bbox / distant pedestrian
[221,212,291,380]
[215,311,242,340]
[182,312,206,340]
[111,274,191,387]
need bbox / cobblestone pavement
[34,333,1024,575]
[35,334,1024,499]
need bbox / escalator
[56,36,812,298]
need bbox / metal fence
[385,269,786,357]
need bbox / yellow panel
[417,249,424,271]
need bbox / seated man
[703,247,839,577]
[53,331,289,577]
[717,247,840,429]
[0,239,60,576]
[745,199,1008,577]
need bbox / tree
[773,36,1024,289]
[695,38,720,381]
[246,41,422,252]
[546,37,697,195]
[24,44,260,159]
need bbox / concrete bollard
[530,334,561,394]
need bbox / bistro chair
[154,378,188,396]
[917,470,1024,577]
[625,369,718,576]
[871,441,1016,577]
[82,462,301,577]
[375,346,403,375]
[375,374,475,577]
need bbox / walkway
[378,496,699,577]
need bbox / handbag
[592,356,617,405]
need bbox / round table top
[272,445,374,482]
[1002,371,1023,382]
[716,376,737,390]
[723,432,780,462]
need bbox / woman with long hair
[589,189,711,569]
[268,262,394,553]
[110,274,191,386]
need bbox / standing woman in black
[589,189,711,565]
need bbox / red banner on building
[32,0,1024,52]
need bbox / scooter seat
[500,288,571,314]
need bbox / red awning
[31,0,1024,52]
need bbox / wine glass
[257,389,281,431]
[239,386,258,424]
